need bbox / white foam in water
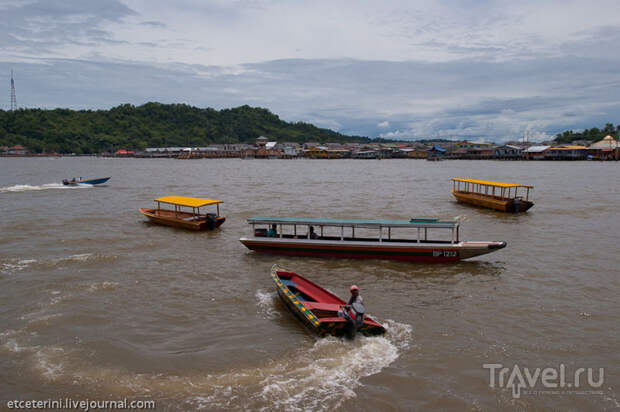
[0,259,37,274]
[256,321,412,411]
[88,281,120,293]
[1,254,97,275]
[66,253,94,262]
[34,346,66,380]
[247,291,413,410]
[255,289,282,320]
[1,330,28,353]
[0,182,91,193]
[1,291,411,411]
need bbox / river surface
[1,157,618,411]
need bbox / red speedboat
[271,264,385,338]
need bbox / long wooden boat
[451,178,534,213]
[271,264,385,337]
[140,196,225,231]
[62,177,110,186]
[240,217,506,262]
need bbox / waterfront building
[351,150,378,159]
[7,145,28,155]
[495,145,522,159]
[427,145,447,160]
[523,145,550,160]
[545,145,588,160]
[588,135,619,160]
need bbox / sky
[1,0,620,142]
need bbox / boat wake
[0,183,92,193]
[0,316,412,411]
[0,259,37,275]
[255,289,282,320]
[2,281,410,411]
[251,320,412,411]
[1,253,111,275]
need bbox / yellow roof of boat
[155,196,222,207]
[452,178,533,188]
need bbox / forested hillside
[0,103,369,153]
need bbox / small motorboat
[451,178,534,213]
[140,196,225,231]
[62,177,110,186]
[271,264,385,338]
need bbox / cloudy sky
[1,0,620,141]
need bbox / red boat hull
[271,265,385,337]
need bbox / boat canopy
[155,196,223,208]
[451,178,533,189]
[247,216,457,229]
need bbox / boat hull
[241,237,505,262]
[271,265,385,337]
[63,177,110,186]
[452,190,533,212]
[140,208,225,231]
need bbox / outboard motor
[62,179,69,185]
[513,197,520,213]
[205,213,218,229]
[339,302,366,339]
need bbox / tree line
[0,103,370,154]
[554,123,619,145]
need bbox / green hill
[0,103,370,154]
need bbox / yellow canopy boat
[140,196,225,230]
[451,179,534,213]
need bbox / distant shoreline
[1,154,617,161]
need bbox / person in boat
[347,285,363,306]
[266,224,278,237]
[339,285,365,333]
[309,226,319,239]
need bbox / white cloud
[377,121,390,128]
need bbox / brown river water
[1,157,619,411]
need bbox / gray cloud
[2,55,619,142]
[1,1,620,142]
[0,0,135,55]
[140,21,166,28]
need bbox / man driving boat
[347,285,363,306]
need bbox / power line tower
[10,70,17,111]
